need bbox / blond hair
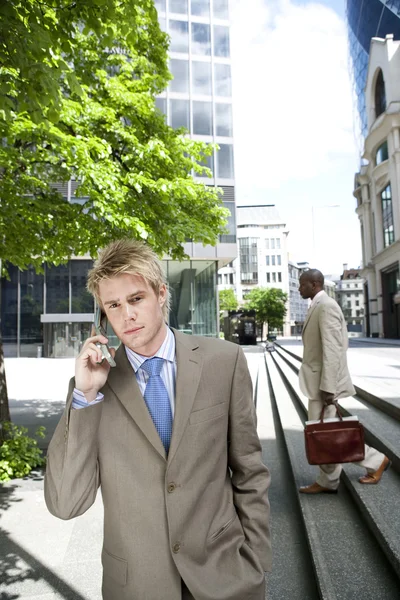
[87,239,170,318]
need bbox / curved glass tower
[346,0,400,146]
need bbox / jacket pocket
[208,512,238,543]
[102,548,128,586]
[189,401,227,425]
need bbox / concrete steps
[263,348,400,599]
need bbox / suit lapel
[107,344,167,461]
[167,329,203,464]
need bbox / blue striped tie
[142,358,173,452]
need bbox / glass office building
[346,0,400,144]
[1,0,236,357]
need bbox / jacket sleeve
[228,346,271,571]
[44,378,101,520]
[319,302,343,394]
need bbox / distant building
[333,265,365,336]
[353,35,400,338]
[288,261,309,335]
[234,205,290,335]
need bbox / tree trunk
[0,336,11,443]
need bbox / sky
[230,0,361,276]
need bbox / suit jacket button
[168,483,176,493]
[172,542,181,553]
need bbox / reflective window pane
[168,260,192,332]
[169,20,189,53]
[20,267,44,357]
[1,265,18,357]
[217,144,234,178]
[191,261,217,337]
[170,99,190,130]
[169,0,188,14]
[214,63,232,96]
[191,23,211,56]
[198,149,214,178]
[192,61,212,95]
[170,59,189,93]
[155,97,167,119]
[191,0,210,17]
[214,0,229,19]
[46,264,69,313]
[71,260,94,313]
[158,17,167,32]
[214,26,230,57]
[193,101,213,135]
[216,103,233,136]
[154,0,166,12]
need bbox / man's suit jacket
[299,292,356,401]
[45,330,271,600]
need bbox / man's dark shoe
[359,455,391,484]
[299,482,338,494]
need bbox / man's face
[99,273,167,357]
[298,275,315,299]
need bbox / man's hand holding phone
[75,328,116,402]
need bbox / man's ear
[159,284,167,306]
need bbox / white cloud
[230,0,356,187]
[229,0,362,273]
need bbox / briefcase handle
[319,403,342,423]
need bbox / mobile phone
[94,306,116,367]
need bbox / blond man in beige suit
[44,240,271,600]
[298,269,390,494]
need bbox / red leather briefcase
[304,404,365,465]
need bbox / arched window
[375,69,386,119]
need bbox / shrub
[0,422,46,482]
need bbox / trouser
[308,398,385,490]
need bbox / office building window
[355,300,359,306]
[191,0,210,17]
[193,101,213,135]
[214,0,229,19]
[218,273,222,284]
[381,183,395,247]
[277,255,281,266]
[169,0,188,14]
[214,63,232,96]
[272,273,276,283]
[170,59,189,93]
[215,103,233,137]
[155,97,167,118]
[214,26,230,57]
[375,69,386,119]
[376,141,388,165]
[154,0,166,12]
[271,256,276,266]
[192,61,212,95]
[46,265,70,313]
[276,238,281,249]
[169,20,189,53]
[71,260,94,313]
[271,239,275,249]
[267,273,270,283]
[265,239,270,249]
[278,272,282,283]
[170,99,190,130]
[198,150,214,178]
[216,144,234,178]
[266,256,270,266]
[191,23,211,56]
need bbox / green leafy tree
[219,289,238,313]
[246,287,288,333]
[0,0,229,430]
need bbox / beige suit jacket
[299,292,356,401]
[44,330,271,600]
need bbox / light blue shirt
[72,327,177,415]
